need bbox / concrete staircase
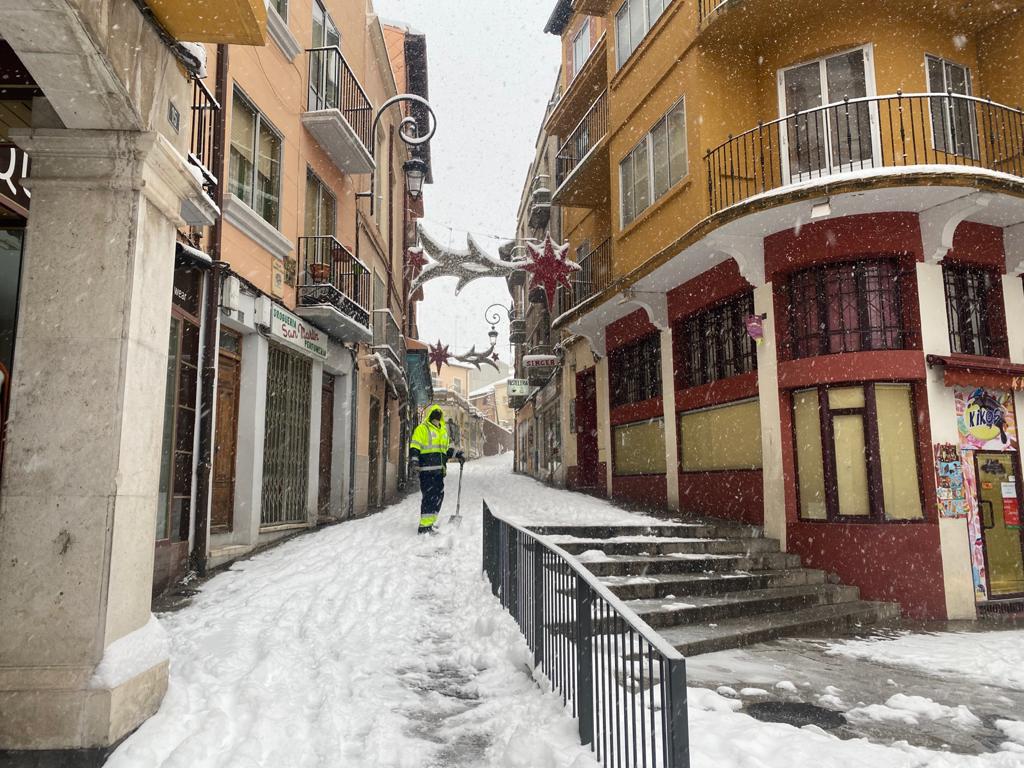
[531,520,900,656]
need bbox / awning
[926,354,1024,391]
[175,240,213,267]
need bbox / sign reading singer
[270,304,328,361]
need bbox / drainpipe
[347,343,360,517]
[191,44,229,577]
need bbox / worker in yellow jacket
[408,405,464,533]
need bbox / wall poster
[934,443,968,519]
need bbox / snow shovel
[449,460,465,527]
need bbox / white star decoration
[411,224,517,295]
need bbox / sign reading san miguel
[270,304,328,361]
[0,143,30,216]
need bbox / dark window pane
[679,292,757,388]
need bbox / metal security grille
[609,332,661,407]
[788,259,904,358]
[943,263,1008,357]
[261,345,312,526]
[680,292,757,388]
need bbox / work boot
[417,525,439,535]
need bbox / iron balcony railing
[482,503,690,768]
[697,0,731,23]
[373,308,404,366]
[556,238,613,316]
[306,45,374,154]
[705,91,1024,214]
[188,77,220,197]
[297,236,370,327]
[556,90,608,189]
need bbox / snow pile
[828,630,1024,691]
[845,695,981,729]
[89,615,170,689]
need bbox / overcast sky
[374,0,561,360]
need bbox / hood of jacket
[423,404,445,426]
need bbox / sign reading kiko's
[270,304,328,361]
[956,386,1018,452]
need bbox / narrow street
[105,456,1024,768]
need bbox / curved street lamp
[357,93,437,215]
[485,302,515,347]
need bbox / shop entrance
[575,369,600,489]
[975,452,1024,597]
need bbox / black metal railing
[306,46,374,154]
[697,0,732,23]
[705,92,1024,214]
[483,503,689,767]
[189,78,220,197]
[373,309,405,366]
[556,90,608,189]
[297,235,371,327]
[556,239,613,316]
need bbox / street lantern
[488,325,499,347]
[404,158,429,199]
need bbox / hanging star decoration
[524,234,578,311]
[454,345,500,372]
[405,246,428,276]
[428,340,452,375]
[411,224,516,295]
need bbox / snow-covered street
[108,455,1024,767]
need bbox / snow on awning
[176,241,213,267]
[926,354,1024,391]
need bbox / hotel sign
[270,304,328,361]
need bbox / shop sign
[507,379,530,397]
[0,143,30,216]
[270,303,327,361]
[955,386,1018,451]
[934,443,968,519]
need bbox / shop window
[613,418,667,476]
[609,332,662,407]
[229,89,283,228]
[680,292,757,388]
[787,259,904,358]
[261,345,312,526]
[680,399,762,472]
[620,99,687,226]
[943,262,1007,358]
[792,383,923,521]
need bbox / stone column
[659,327,680,511]
[755,283,786,546]
[918,261,975,620]
[0,129,199,749]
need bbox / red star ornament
[406,247,428,275]
[428,340,451,375]
[524,235,577,311]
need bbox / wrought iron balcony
[554,89,608,204]
[555,238,612,317]
[373,308,405,367]
[303,46,375,174]
[698,0,732,23]
[296,236,371,342]
[188,77,219,200]
[528,174,553,231]
[705,92,1024,214]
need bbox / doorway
[575,369,601,490]
[318,374,335,518]
[211,327,242,532]
[368,396,381,509]
[975,451,1024,598]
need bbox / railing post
[482,501,499,596]
[508,527,519,618]
[576,577,594,749]
[533,540,544,667]
[664,657,690,768]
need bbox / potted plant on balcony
[309,262,331,283]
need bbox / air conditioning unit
[221,275,241,314]
[255,295,273,329]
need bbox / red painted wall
[679,470,763,525]
[612,473,668,510]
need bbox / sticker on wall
[934,443,968,519]
[1004,496,1021,529]
[955,387,1018,451]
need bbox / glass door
[311,1,340,110]
[976,452,1024,597]
[779,47,878,182]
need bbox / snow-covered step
[656,601,901,657]
[550,535,780,557]
[530,523,710,539]
[620,584,861,628]
[600,569,828,600]
[580,551,802,578]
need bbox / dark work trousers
[418,470,446,529]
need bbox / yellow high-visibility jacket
[409,405,454,474]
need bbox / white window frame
[619,97,688,228]
[925,54,979,160]
[572,19,592,79]
[615,0,667,70]
[229,87,283,229]
[776,44,881,184]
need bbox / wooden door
[211,330,241,532]
[318,374,335,517]
[576,369,600,488]
[368,396,381,509]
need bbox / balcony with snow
[302,46,375,175]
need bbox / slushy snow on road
[108,455,1024,767]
